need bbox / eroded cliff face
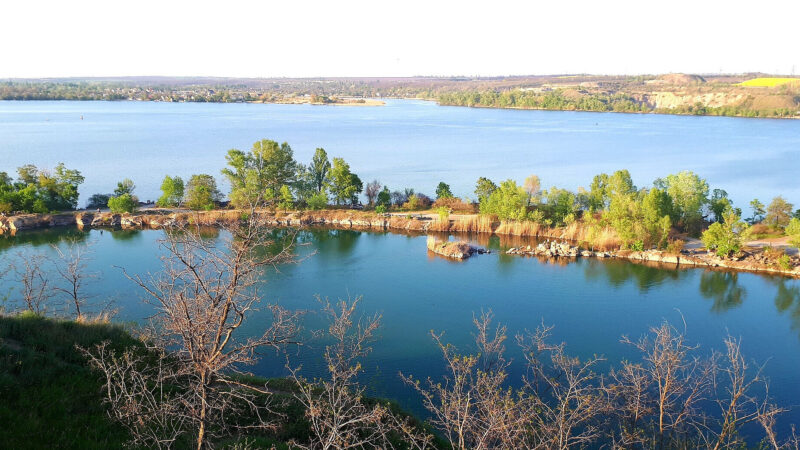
[637,91,747,109]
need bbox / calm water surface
[1,100,798,206]
[1,228,799,432]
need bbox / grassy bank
[0,314,439,449]
[0,313,137,448]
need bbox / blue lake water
[0,100,798,207]
[2,100,800,440]
[1,228,799,436]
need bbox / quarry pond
[2,227,800,430]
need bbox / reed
[451,215,496,233]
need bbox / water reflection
[302,228,361,258]
[108,229,142,241]
[768,278,800,334]
[583,258,689,291]
[699,271,746,313]
[0,228,89,254]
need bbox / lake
[1,227,799,436]
[1,100,799,207]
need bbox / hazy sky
[3,0,799,78]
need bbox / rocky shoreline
[505,240,800,277]
[1,210,798,278]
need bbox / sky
[2,0,799,78]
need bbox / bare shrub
[402,312,528,449]
[516,325,606,449]
[431,197,476,213]
[51,239,99,319]
[13,252,52,315]
[289,297,432,450]
[85,219,302,449]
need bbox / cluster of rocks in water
[507,241,595,258]
[426,236,488,260]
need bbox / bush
[156,175,184,208]
[786,218,800,236]
[307,192,328,210]
[375,205,387,214]
[777,254,793,271]
[479,180,528,221]
[432,197,475,213]
[436,206,450,222]
[402,194,432,211]
[184,174,221,211]
[107,194,137,213]
[701,212,748,258]
[666,239,685,254]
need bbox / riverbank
[1,209,798,278]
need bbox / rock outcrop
[427,236,486,260]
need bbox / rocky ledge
[505,240,800,277]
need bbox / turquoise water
[2,228,799,433]
[1,100,798,207]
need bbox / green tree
[435,182,453,199]
[327,158,362,205]
[114,178,136,197]
[156,175,184,208]
[765,196,794,228]
[709,189,733,223]
[787,218,800,248]
[659,171,709,230]
[38,163,84,211]
[474,177,498,203]
[306,191,328,210]
[479,179,529,221]
[184,174,221,211]
[376,187,391,208]
[86,194,110,210]
[16,164,38,185]
[107,194,137,213]
[749,199,766,223]
[543,187,577,226]
[222,139,297,208]
[278,185,294,211]
[310,148,331,193]
[588,173,610,211]
[107,178,138,213]
[701,210,750,258]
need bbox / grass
[0,313,445,449]
[0,312,139,449]
[738,77,800,87]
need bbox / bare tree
[523,174,541,205]
[83,342,190,449]
[403,312,527,449]
[365,180,381,206]
[86,218,302,449]
[516,325,606,449]
[51,239,98,319]
[701,336,785,449]
[604,320,794,448]
[289,296,432,450]
[13,252,52,315]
